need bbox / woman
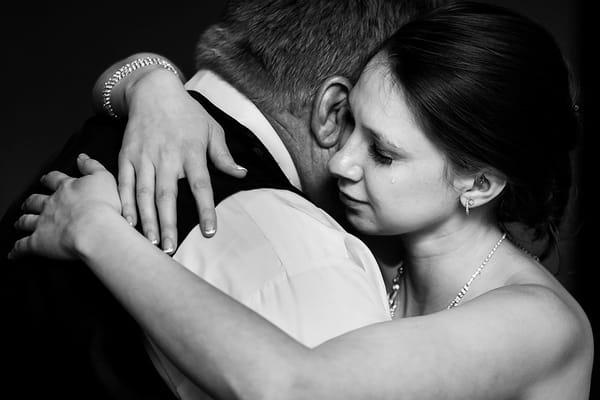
[10,3,592,399]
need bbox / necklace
[446,232,507,309]
[387,232,507,317]
[387,261,404,318]
[506,234,540,262]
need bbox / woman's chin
[345,211,380,235]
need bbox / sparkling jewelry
[102,56,179,119]
[387,232,507,316]
[464,198,475,215]
[447,232,507,309]
[387,262,404,318]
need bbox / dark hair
[194,0,447,114]
[380,1,579,255]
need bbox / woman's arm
[83,234,587,400]
[12,158,589,400]
[79,227,590,400]
[91,53,247,252]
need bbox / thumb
[207,127,247,178]
[77,153,108,175]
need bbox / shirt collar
[184,70,302,191]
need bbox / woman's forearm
[75,209,305,400]
[91,52,185,117]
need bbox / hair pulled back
[381,1,579,254]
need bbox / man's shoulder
[218,188,384,282]
[208,189,391,346]
[222,188,353,262]
[175,188,383,298]
[225,188,342,231]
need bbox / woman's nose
[328,140,363,182]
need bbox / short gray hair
[195,0,446,114]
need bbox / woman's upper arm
[292,285,584,400]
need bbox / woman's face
[328,61,461,236]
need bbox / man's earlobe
[311,76,352,148]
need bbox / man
[2,1,442,398]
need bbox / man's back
[1,85,390,399]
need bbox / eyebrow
[349,90,409,155]
[368,128,406,153]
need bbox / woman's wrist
[92,53,184,118]
[125,67,187,114]
[70,205,129,260]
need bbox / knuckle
[210,124,225,136]
[120,200,133,212]
[159,144,178,158]
[118,148,135,161]
[118,181,132,191]
[36,196,47,210]
[156,188,176,203]
[15,215,30,229]
[136,186,154,197]
[190,179,210,193]
[45,171,58,182]
[199,207,215,218]
[213,149,230,160]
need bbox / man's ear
[310,76,352,148]
[456,170,507,210]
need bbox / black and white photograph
[1,1,593,399]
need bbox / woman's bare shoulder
[474,282,593,366]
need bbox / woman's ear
[456,171,507,211]
[310,76,352,148]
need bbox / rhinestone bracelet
[102,56,179,119]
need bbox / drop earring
[465,198,475,215]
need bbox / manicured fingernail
[147,232,159,245]
[203,223,216,237]
[162,239,174,254]
[125,216,134,226]
[78,153,89,160]
[235,165,247,172]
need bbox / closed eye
[368,142,393,166]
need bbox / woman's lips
[339,191,368,205]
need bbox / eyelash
[368,142,393,166]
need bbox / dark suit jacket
[0,91,303,399]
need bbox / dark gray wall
[2,0,592,390]
[2,3,226,216]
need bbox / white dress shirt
[146,71,391,400]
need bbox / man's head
[195,0,445,213]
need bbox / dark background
[2,0,594,396]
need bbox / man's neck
[186,70,341,224]
[266,110,346,220]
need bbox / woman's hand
[117,68,247,253]
[9,155,122,261]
